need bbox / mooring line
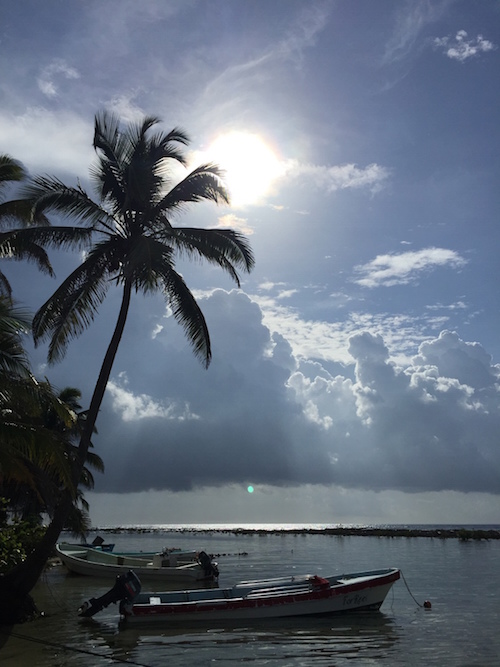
[1,629,153,667]
[39,570,71,613]
[400,570,431,609]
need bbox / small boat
[56,543,218,583]
[60,538,115,553]
[78,567,400,623]
[58,542,198,561]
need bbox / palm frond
[93,111,122,157]
[32,246,114,362]
[0,155,26,194]
[0,234,54,276]
[0,378,79,493]
[0,343,32,378]
[0,272,12,300]
[143,126,190,170]
[57,387,83,411]
[163,227,255,284]
[124,115,163,153]
[0,298,32,376]
[22,176,116,232]
[83,449,105,475]
[0,198,50,226]
[91,111,128,213]
[156,266,212,367]
[156,164,230,214]
[63,504,92,537]
[0,296,31,332]
[4,225,94,252]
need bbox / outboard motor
[198,551,219,580]
[78,570,141,618]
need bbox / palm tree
[0,111,254,620]
[0,154,53,300]
[0,297,74,495]
[39,385,104,537]
[0,296,31,378]
[0,368,95,621]
[3,385,103,536]
[0,299,86,517]
[0,153,93,301]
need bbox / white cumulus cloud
[107,373,199,422]
[353,247,467,288]
[434,30,496,62]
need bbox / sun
[202,131,284,207]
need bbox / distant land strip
[93,527,500,540]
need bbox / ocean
[2,524,499,666]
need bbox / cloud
[353,247,467,288]
[434,30,496,62]
[195,3,332,130]
[107,372,200,422]
[91,289,500,497]
[276,289,298,300]
[283,161,390,195]
[250,289,458,366]
[105,95,147,123]
[216,213,253,236]
[207,2,332,87]
[426,300,467,311]
[382,0,453,65]
[37,59,80,97]
[258,281,287,292]
[276,2,333,66]
[0,108,93,176]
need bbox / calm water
[2,525,499,666]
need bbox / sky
[1,0,500,526]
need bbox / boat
[78,567,400,623]
[56,543,218,583]
[58,542,198,561]
[60,537,115,552]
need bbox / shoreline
[88,526,500,540]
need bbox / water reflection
[82,612,400,666]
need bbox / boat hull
[120,569,400,623]
[56,544,215,583]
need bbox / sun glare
[202,131,284,207]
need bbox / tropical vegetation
[0,296,97,620]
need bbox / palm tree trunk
[0,281,132,624]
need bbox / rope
[39,569,71,613]
[400,569,424,608]
[2,630,153,667]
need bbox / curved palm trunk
[0,281,132,623]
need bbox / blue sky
[2,0,500,526]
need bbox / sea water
[1,525,499,666]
